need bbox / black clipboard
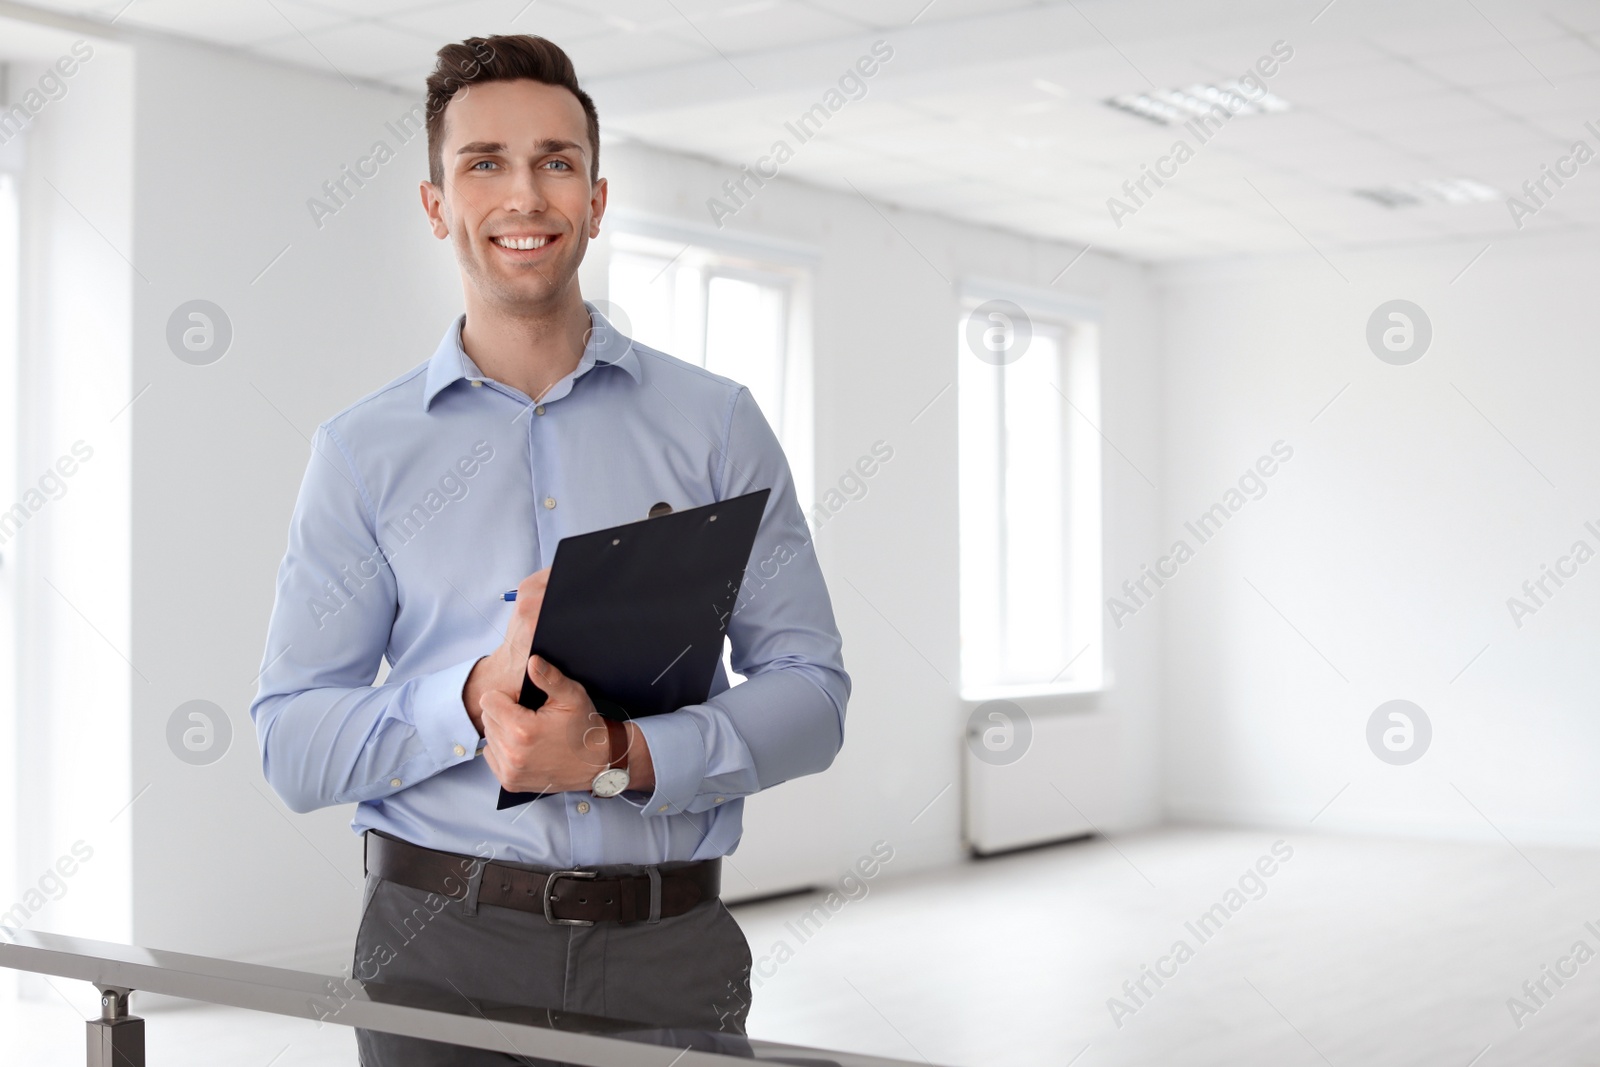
[496,487,771,809]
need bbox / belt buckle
[542,869,598,926]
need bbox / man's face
[422,79,605,314]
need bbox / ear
[420,179,449,239]
[588,176,608,238]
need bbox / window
[0,168,18,977]
[606,228,814,684]
[606,232,811,497]
[958,291,1102,696]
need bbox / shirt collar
[422,300,641,411]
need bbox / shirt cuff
[407,656,483,771]
[632,710,708,816]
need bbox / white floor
[8,826,1599,1066]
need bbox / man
[249,34,850,1064]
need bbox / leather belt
[363,830,720,926]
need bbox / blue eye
[471,160,497,170]
[546,159,571,170]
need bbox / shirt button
[470,380,483,387]
[576,800,590,814]
[544,497,556,509]
[535,404,545,415]
[390,778,402,787]
[453,744,466,757]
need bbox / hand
[480,656,613,794]
[463,568,550,736]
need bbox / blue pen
[500,589,519,602]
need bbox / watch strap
[604,717,629,771]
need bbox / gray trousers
[351,864,755,1066]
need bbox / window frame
[957,279,1105,700]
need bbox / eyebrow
[455,138,586,157]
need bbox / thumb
[528,655,577,704]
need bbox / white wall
[1157,230,1600,845]
[0,12,1170,970]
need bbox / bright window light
[0,170,18,1004]
[959,301,1102,695]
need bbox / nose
[501,160,548,215]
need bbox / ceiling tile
[801,0,1035,30]
[298,0,442,18]
[107,0,349,45]
[1413,43,1560,88]
[251,20,443,81]
[1270,58,1448,106]
[387,0,611,43]
[557,27,715,78]
[672,1,865,54]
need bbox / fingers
[513,568,550,626]
[479,688,520,739]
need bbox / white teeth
[494,235,550,250]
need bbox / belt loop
[362,831,369,878]
[460,856,487,918]
[646,866,663,924]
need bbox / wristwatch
[590,718,631,798]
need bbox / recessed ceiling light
[1032,78,1069,98]
[1353,178,1501,208]
[1105,81,1291,125]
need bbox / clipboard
[496,487,772,809]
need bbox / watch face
[592,767,630,798]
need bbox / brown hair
[424,35,600,188]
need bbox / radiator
[964,708,1121,854]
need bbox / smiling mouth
[491,234,557,251]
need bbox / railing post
[87,985,144,1067]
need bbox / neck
[459,283,591,402]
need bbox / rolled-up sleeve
[632,387,851,817]
[249,423,481,814]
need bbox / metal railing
[2,928,946,1066]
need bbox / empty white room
[2,1,1599,1065]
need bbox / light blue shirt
[249,304,850,868]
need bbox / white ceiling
[18,0,1600,260]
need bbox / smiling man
[249,35,850,1065]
